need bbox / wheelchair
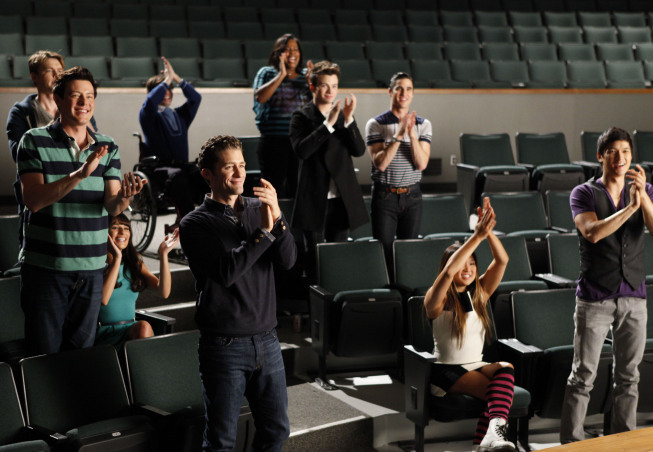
[127,133,180,253]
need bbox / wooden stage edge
[542,427,653,451]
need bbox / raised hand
[158,227,179,257]
[327,99,341,126]
[278,50,288,78]
[107,234,122,258]
[253,178,281,232]
[121,172,147,199]
[80,145,108,179]
[474,197,497,239]
[161,56,181,84]
[343,93,357,123]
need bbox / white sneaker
[477,418,516,452]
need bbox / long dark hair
[437,243,492,346]
[105,214,146,293]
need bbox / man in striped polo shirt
[16,67,146,355]
[365,72,432,279]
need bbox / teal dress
[95,264,139,348]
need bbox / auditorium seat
[443,25,479,43]
[246,57,268,81]
[405,9,439,27]
[149,5,186,21]
[578,11,612,28]
[187,6,222,22]
[326,41,365,60]
[0,16,23,35]
[596,43,635,61]
[150,20,189,39]
[110,19,149,38]
[583,26,618,44]
[516,132,585,193]
[10,56,31,82]
[407,25,444,43]
[0,362,50,452]
[336,24,373,42]
[405,42,442,61]
[443,42,482,60]
[451,60,512,88]
[310,240,403,389]
[528,60,568,88]
[158,58,201,82]
[20,346,155,451]
[300,40,326,61]
[25,17,67,35]
[366,41,404,60]
[160,38,201,59]
[520,42,558,61]
[404,295,531,452]
[0,34,25,57]
[410,60,470,88]
[113,4,148,20]
[25,35,69,56]
[301,23,337,41]
[613,12,647,27]
[393,238,452,298]
[108,57,156,87]
[559,43,597,61]
[370,10,404,26]
[69,18,110,37]
[618,26,652,44]
[509,11,543,27]
[605,61,648,88]
[35,1,71,17]
[188,21,227,40]
[513,26,549,43]
[264,23,300,40]
[244,40,273,59]
[371,59,411,87]
[226,22,263,40]
[540,233,579,287]
[333,10,367,26]
[549,26,583,44]
[490,60,530,86]
[635,43,653,61]
[483,43,520,61]
[506,289,612,420]
[457,133,529,212]
[0,276,26,364]
[420,193,472,239]
[475,11,508,27]
[566,60,607,88]
[543,11,578,27]
[116,37,158,58]
[478,26,514,44]
[202,39,243,59]
[223,6,258,23]
[545,190,575,233]
[372,24,408,42]
[66,56,110,81]
[336,59,375,87]
[296,8,331,25]
[439,11,474,27]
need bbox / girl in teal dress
[95,213,179,349]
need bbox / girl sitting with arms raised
[96,213,179,349]
[424,197,515,452]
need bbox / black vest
[578,179,645,292]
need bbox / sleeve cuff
[323,119,335,134]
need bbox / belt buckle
[395,187,409,194]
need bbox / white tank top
[432,286,485,365]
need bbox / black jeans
[371,183,423,281]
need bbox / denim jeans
[560,297,647,443]
[371,183,422,280]
[199,329,289,452]
[20,264,103,355]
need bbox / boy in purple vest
[562,127,653,442]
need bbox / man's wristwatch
[392,136,402,143]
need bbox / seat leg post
[315,355,338,391]
[414,424,425,452]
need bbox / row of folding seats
[3,0,653,16]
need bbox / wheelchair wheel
[127,171,157,253]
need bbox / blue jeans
[20,264,103,355]
[560,297,647,443]
[371,183,422,279]
[199,329,289,452]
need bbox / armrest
[534,273,576,288]
[516,163,535,173]
[456,163,480,173]
[403,345,437,427]
[498,338,542,390]
[309,285,334,357]
[135,310,176,335]
[25,424,68,445]
[134,403,172,419]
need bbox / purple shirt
[570,179,653,301]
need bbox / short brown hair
[389,72,413,90]
[198,135,243,172]
[53,67,98,99]
[309,60,340,87]
[146,74,166,92]
[28,50,64,75]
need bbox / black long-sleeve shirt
[180,196,296,336]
